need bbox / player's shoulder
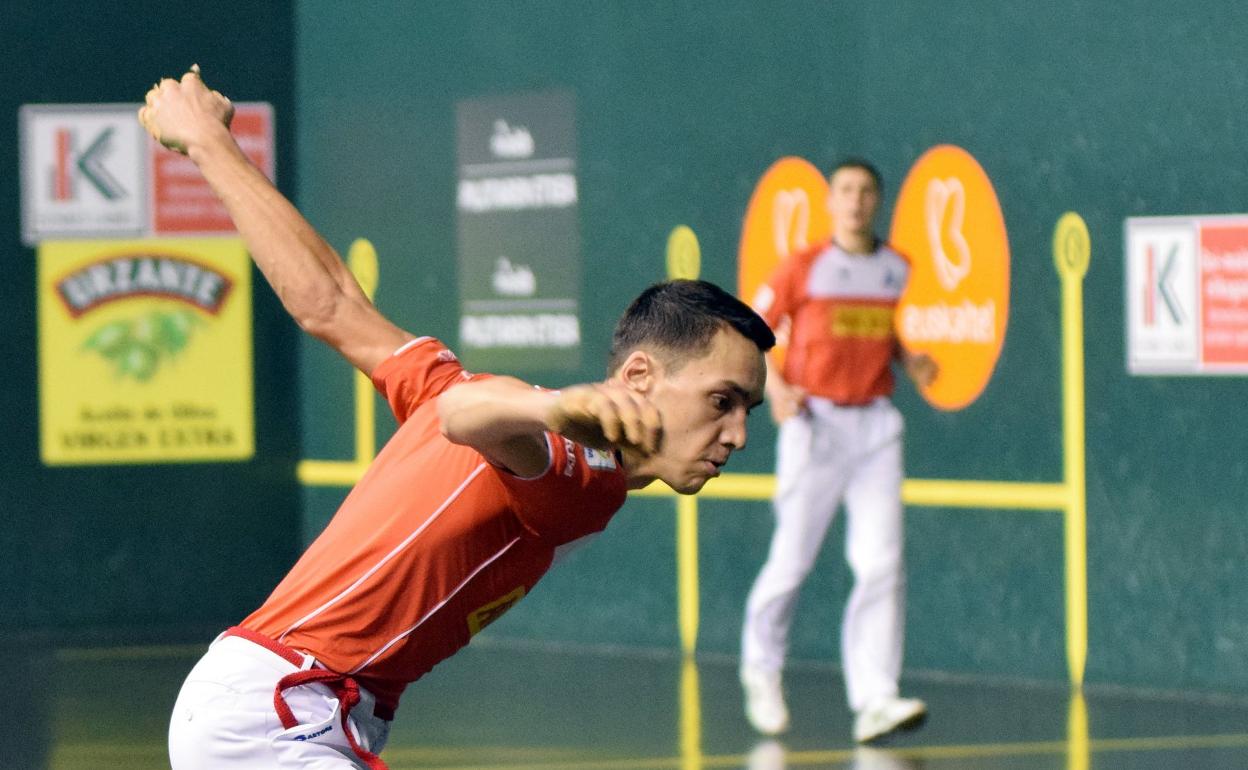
[371,336,493,423]
[764,239,833,288]
[385,335,455,365]
[374,336,481,382]
[792,240,835,265]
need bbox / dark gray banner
[455,90,581,372]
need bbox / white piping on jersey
[391,336,434,357]
[347,534,523,674]
[278,462,490,643]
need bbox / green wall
[1,0,301,640]
[294,1,1248,696]
[5,0,1240,698]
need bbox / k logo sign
[20,105,148,244]
[890,145,1010,411]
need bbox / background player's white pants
[168,635,390,769]
[742,397,907,713]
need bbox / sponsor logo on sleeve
[582,446,618,471]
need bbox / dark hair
[607,279,775,374]
[830,157,883,193]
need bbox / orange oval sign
[737,157,831,307]
[889,145,1010,410]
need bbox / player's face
[646,327,766,494]
[827,166,880,237]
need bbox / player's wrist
[539,388,576,433]
[185,123,243,165]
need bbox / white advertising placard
[20,102,275,245]
[1126,215,1248,375]
[20,105,149,245]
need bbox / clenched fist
[138,64,235,155]
[546,383,663,456]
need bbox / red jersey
[241,337,627,711]
[753,241,909,404]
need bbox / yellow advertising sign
[38,238,254,464]
[889,145,1010,410]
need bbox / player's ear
[617,350,657,394]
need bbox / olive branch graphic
[81,309,203,382]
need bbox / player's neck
[833,230,878,255]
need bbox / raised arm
[138,66,412,374]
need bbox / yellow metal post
[1067,689,1090,770]
[679,655,703,770]
[666,225,704,657]
[1054,212,1091,688]
[348,239,379,467]
[676,494,700,656]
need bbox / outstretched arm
[438,378,661,478]
[138,66,412,374]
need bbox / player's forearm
[186,132,367,337]
[438,377,556,448]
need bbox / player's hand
[137,64,235,155]
[766,379,807,424]
[903,351,939,388]
[546,383,662,456]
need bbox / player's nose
[721,413,747,451]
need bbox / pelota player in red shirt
[141,68,773,769]
[740,159,937,744]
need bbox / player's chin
[667,474,710,495]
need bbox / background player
[739,158,937,742]
[140,66,773,769]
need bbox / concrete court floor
[14,637,1248,769]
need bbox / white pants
[168,635,391,769]
[742,396,907,712]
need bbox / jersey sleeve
[370,337,479,424]
[493,433,628,546]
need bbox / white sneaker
[740,666,790,735]
[853,696,927,743]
